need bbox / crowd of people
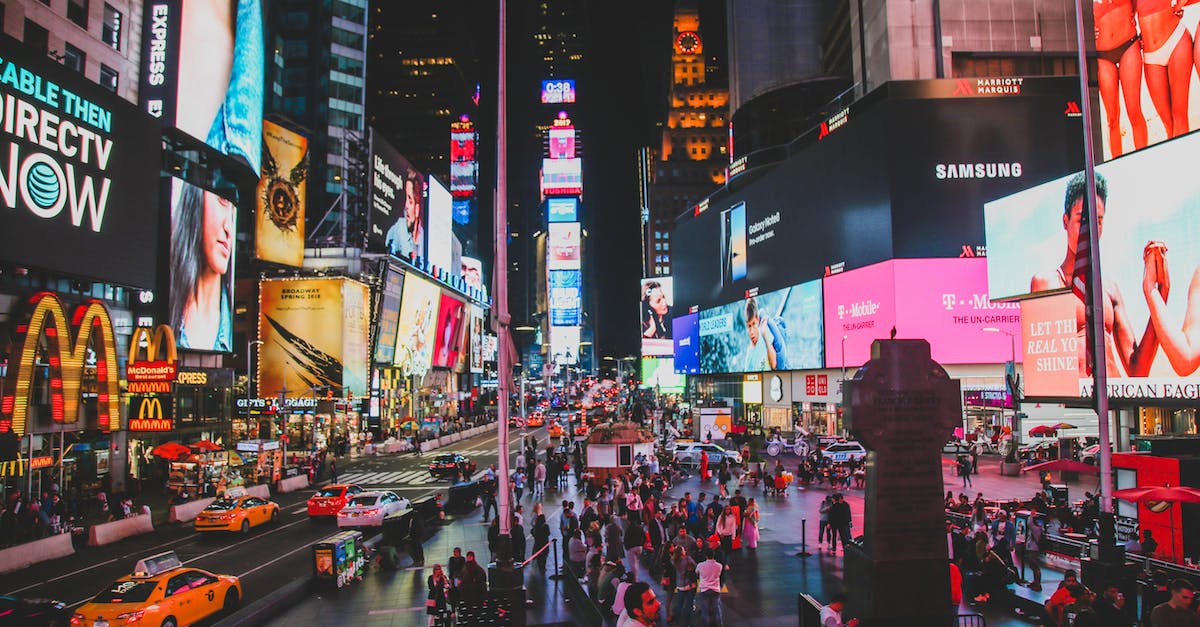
[0,485,142,546]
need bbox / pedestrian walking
[695,549,724,625]
[534,460,547,500]
[512,469,526,501]
[957,455,972,488]
[624,516,647,582]
[426,564,453,626]
[818,495,832,546]
[409,511,426,566]
[742,498,760,549]
[329,459,338,484]
[532,513,552,570]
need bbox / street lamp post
[247,339,263,436]
[983,327,1021,440]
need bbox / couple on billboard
[1032,171,1200,378]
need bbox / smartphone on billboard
[721,202,747,286]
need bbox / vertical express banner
[258,278,346,398]
[256,121,307,266]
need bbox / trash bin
[446,480,480,513]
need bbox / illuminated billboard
[393,274,440,374]
[469,306,484,374]
[640,278,674,357]
[427,176,454,273]
[450,118,477,197]
[0,39,161,289]
[642,358,686,394]
[672,312,701,375]
[550,326,580,365]
[258,278,370,398]
[138,0,263,171]
[547,198,579,223]
[368,132,425,259]
[549,127,576,159]
[542,158,583,197]
[541,79,576,104]
[432,294,467,368]
[822,258,1020,368]
[255,121,308,266]
[547,223,582,270]
[984,131,1200,400]
[169,178,237,352]
[550,270,582,326]
[699,279,823,374]
[373,264,404,364]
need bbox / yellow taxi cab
[526,412,545,427]
[194,489,280,533]
[547,422,565,438]
[72,551,241,627]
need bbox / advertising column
[543,112,584,378]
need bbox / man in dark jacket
[458,551,488,605]
[828,493,853,552]
[511,516,527,562]
[408,513,425,566]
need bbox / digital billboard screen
[549,127,575,159]
[698,279,823,374]
[547,222,581,270]
[541,79,576,104]
[427,176,453,273]
[550,326,580,365]
[0,38,161,289]
[985,131,1200,400]
[822,258,1020,367]
[640,278,674,356]
[255,120,308,266]
[453,198,473,226]
[642,358,686,394]
[548,198,578,222]
[432,294,467,368]
[373,264,404,364]
[393,273,440,373]
[542,158,582,197]
[368,132,425,259]
[138,0,263,172]
[550,270,582,326]
[168,178,237,352]
[672,313,700,374]
[469,305,484,374]
[672,78,1083,313]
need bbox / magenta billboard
[823,258,1020,367]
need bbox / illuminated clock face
[675,31,701,55]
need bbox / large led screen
[542,158,582,196]
[673,77,1083,313]
[1094,6,1200,159]
[547,223,581,270]
[432,294,467,368]
[469,306,484,374]
[427,176,453,273]
[699,279,823,374]
[373,264,404,364]
[169,178,237,352]
[548,198,578,223]
[393,274,440,373]
[640,278,674,357]
[672,313,701,374]
[642,358,686,394]
[549,127,576,159]
[541,79,576,104]
[138,0,263,172]
[550,270,582,326]
[0,39,161,288]
[985,131,1200,400]
[823,258,1021,367]
[369,132,425,259]
[550,326,580,365]
[258,278,369,398]
[255,120,307,266]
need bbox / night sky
[465,0,727,363]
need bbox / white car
[336,491,410,528]
[672,442,742,466]
[820,441,867,462]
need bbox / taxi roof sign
[133,551,183,578]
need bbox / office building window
[63,43,86,73]
[99,64,118,92]
[24,19,49,55]
[67,0,89,29]
[102,4,122,50]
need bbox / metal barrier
[797,594,986,627]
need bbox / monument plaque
[842,339,961,625]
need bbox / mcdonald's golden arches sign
[127,325,178,394]
[128,396,172,432]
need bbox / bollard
[795,518,812,557]
[549,538,563,580]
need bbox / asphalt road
[1,423,546,621]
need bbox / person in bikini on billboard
[1030,172,1160,379]
[1136,0,1194,138]
[1143,240,1200,375]
[1095,0,1148,156]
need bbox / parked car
[820,441,868,463]
[336,491,410,528]
[307,484,364,518]
[673,442,742,466]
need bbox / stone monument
[842,339,962,626]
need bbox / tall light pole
[983,327,1020,438]
[492,0,515,573]
[247,340,263,436]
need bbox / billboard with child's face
[698,279,823,374]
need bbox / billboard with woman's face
[641,278,673,356]
[138,0,264,172]
[393,274,440,374]
[169,178,237,352]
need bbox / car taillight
[70,614,83,625]
[117,609,145,623]
[364,508,379,516]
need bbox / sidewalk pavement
[263,451,1070,626]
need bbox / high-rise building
[265,0,370,244]
[2,0,141,103]
[646,0,728,277]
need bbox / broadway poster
[255,121,308,266]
